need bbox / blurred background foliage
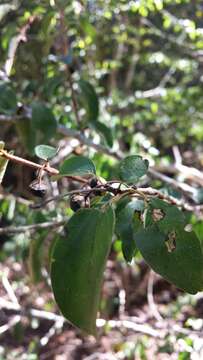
[1,0,203,359]
[1,0,203,159]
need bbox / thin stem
[147,270,163,322]
[0,149,59,175]
[0,220,65,235]
[0,150,89,184]
[31,183,191,212]
[30,187,108,209]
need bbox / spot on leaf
[165,230,176,253]
[152,208,165,222]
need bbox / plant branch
[147,270,163,322]
[0,114,18,122]
[3,15,36,77]
[0,149,59,175]
[1,299,203,341]
[58,8,81,127]
[0,193,32,206]
[0,148,89,184]
[0,114,201,202]
[58,125,122,159]
[0,113,121,159]
[148,168,196,197]
[31,182,199,213]
[0,219,65,235]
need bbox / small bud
[89,177,103,196]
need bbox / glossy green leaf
[116,200,144,262]
[31,102,57,143]
[35,144,58,161]
[144,198,185,231]
[119,155,149,183]
[51,206,115,335]
[135,225,203,294]
[93,121,113,147]
[79,79,99,123]
[60,156,96,177]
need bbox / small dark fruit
[94,189,103,196]
[29,180,47,198]
[89,177,99,188]
[30,188,46,198]
[70,195,85,212]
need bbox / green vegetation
[1,0,203,358]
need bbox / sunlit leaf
[35,144,58,161]
[119,155,149,183]
[60,156,96,177]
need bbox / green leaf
[43,75,62,98]
[116,200,144,262]
[93,121,113,147]
[51,206,115,335]
[144,198,185,231]
[135,225,203,294]
[0,83,17,115]
[80,16,97,39]
[59,156,96,177]
[78,80,99,123]
[35,144,58,161]
[31,102,57,143]
[119,155,149,183]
